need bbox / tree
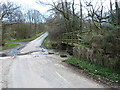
[37,0,83,42]
[0,2,2,47]
[84,0,110,30]
[0,2,19,46]
[108,0,120,26]
[25,9,45,36]
[115,0,120,26]
[50,0,81,32]
[79,0,83,31]
[32,10,43,34]
[110,0,114,23]
[51,0,71,32]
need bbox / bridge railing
[60,31,88,46]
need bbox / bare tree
[37,0,83,37]
[0,2,19,46]
[80,0,82,31]
[84,0,110,30]
[51,0,81,32]
[0,2,2,47]
[115,0,120,26]
[110,0,113,23]
[32,10,43,34]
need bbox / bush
[73,24,120,70]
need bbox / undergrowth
[63,58,120,83]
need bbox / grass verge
[2,31,46,50]
[43,36,50,49]
[43,36,58,49]
[63,58,120,86]
[6,32,45,42]
[2,43,19,50]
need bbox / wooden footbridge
[60,31,88,46]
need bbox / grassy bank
[43,36,51,49]
[43,36,58,49]
[6,32,45,42]
[63,58,120,86]
[2,32,46,50]
[2,43,19,50]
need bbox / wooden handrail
[60,31,88,46]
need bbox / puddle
[30,47,48,55]
[30,51,48,55]
[5,45,25,56]
[5,46,49,56]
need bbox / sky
[0,0,119,17]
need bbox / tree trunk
[2,23,5,46]
[0,6,3,47]
[115,0,119,25]
[110,0,113,23]
[0,19,2,47]
[80,0,82,32]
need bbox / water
[6,45,48,56]
[6,48,18,56]
[30,47,48,55]
[6,45,25,56]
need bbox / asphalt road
[19,32,48,54]
[1,32,105,88]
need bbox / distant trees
[25,9,45,37]
[7,9,45,40]
[0,1,45,46]
[32,10,44,34]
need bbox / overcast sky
[0,0,119,17]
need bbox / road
[19,32,48,54]
[1,32,105,88]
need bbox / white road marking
[56,72,71,85]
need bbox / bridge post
[72,32,73,46]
